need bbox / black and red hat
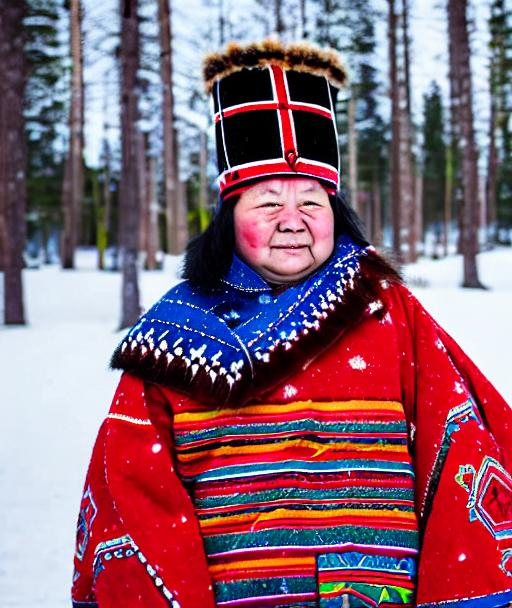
[203,40,348,200]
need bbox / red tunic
[71,282,512,608]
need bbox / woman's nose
[277,206,305,232]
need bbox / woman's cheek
[236,220,266,251]
[312,212,335,240]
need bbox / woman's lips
[271,244,310,249]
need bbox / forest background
[1,2,512,606]
[1,0,511,329]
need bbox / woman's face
[233,178,335,284]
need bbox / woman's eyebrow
[258,187,282,196]
[299,185,322,194]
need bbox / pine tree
[118,0,142,329]
[422,82,447,256]
[0,0,27,324]
[158,0,187,254]
[312,0,388,245]
[447,0,485,288]
[61,0,84,269]
[488,0,512,243]
[346,0,388,245]
[25,0,67,263]
[388,0,401,258]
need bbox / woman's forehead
[249,178,326,197]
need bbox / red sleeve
[71,372,215,608]
[386,284,512,608]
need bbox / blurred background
[0,0,511,606]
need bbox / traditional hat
[203,40,348,200]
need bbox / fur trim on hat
[203,39,348,93]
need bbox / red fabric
[72,283,512,607]
[72,375,215,608]
[385,286,512,606]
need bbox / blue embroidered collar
[221,253,272,293]
[111,236,385,403]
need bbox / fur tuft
[203,39,348,93]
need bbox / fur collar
[110,237,400,405]
[203,39,348,94]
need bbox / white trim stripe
[219,156,338,174]
[326,76,340,183]
[268,66,285,158]
[283,69,298,155]
[216,80,231,170]
[107,413,152,426]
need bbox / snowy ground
[1,247,511,607]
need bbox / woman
[72,41,512,608]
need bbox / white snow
[348,355,368,370]
[1,246,511,607]
[283,384,298,399]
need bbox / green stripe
[215,575,317,603]
[319,582,414,606]
[196,487,415,509]
[194,459,414,483]
[204,526,419,555]
[174,420,408,445]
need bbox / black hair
[182,188,369,289]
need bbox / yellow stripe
[177,439,408,462]
[199,507,417,529]
[175,400,404,424]
[209,556,316,574]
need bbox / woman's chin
[261,261,316,284]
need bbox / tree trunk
[173,125,188,252]
[119,0,141,329]
[98,143,112,270]
[275,0,284,35]
[218,0,225,45]
[61,0,84,269]
[400,0,416,263]
[443,140,454,257]
[401,0,412,118]
[372,173,382,246]
[486,89,498,245]
[137,129,148,256]
[398,89,415,262]
[347,95,358,215]
[0,0,27,324]
[447,0,485,288]
[388,0,401,260]
[145,153,159,270]
[414,172,423,257]
[158,0,187,254]
[299,0,307,38]
[199,127,209,232]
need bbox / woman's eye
[303,200,321,207]
[260,202,281,208]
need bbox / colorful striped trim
[173,399,418,606]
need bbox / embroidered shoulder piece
[110,238,400,404]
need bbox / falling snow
[283,384,298,399]
[348,355,367,370]
[435,338,446,351]
[454,381,465,395]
